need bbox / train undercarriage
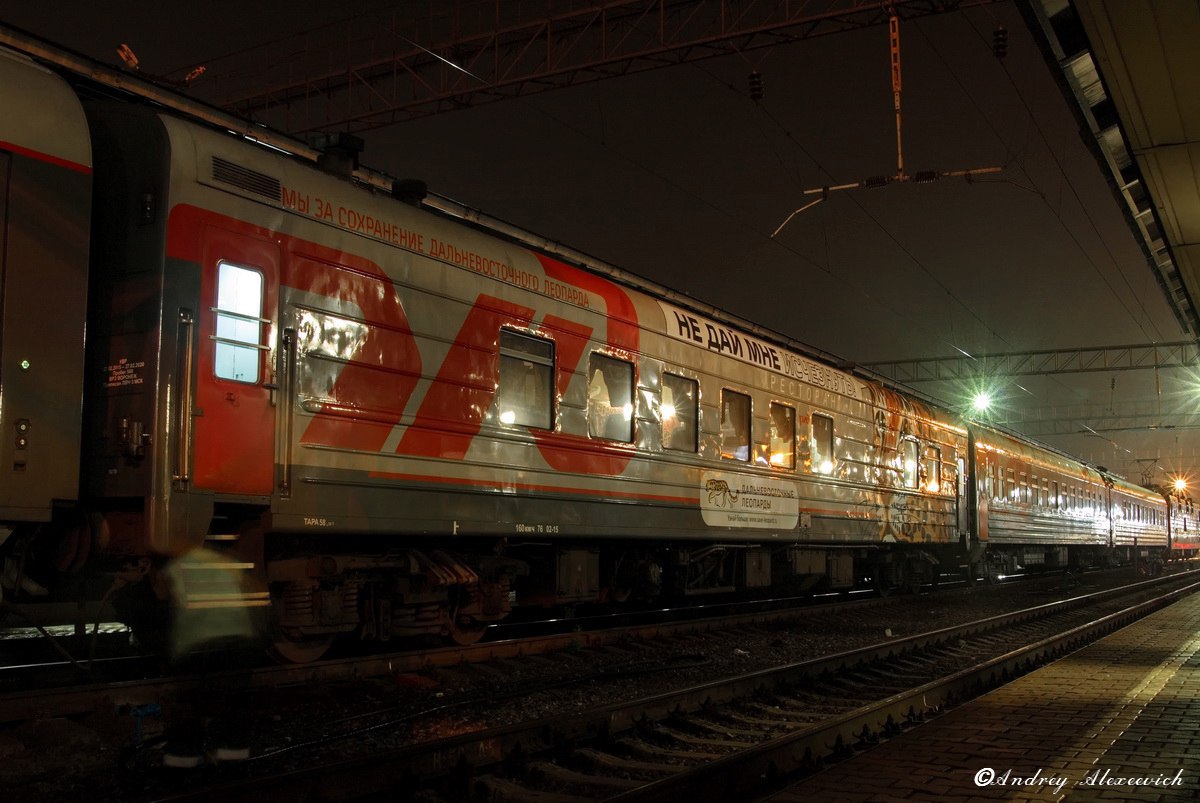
[0,509,1173,664]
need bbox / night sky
[3,1,1193,485]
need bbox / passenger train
[0,35,1195,661]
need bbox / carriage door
[956,456,969,539]
[191,225,279,495]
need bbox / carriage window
[769,403,796,469]
[811,413,834,474]
[587,353,634,442]
[987,461,997,500]
[661,373,698,452]
[498,329,554,429]
[1006,469,1016,501]
[901,439,919,489]
[924,447,941,492]
[214,262,264,383]
[720,390,751,462]
[1051,481,1060,509]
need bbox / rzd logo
[303,252,641,477]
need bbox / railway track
[0,562,1130,725]
[95,570,1198,802]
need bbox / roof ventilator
[313,132,364,178]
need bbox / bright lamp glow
[1174,478,1188,492]
[972,392,993,413]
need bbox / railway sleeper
[614,736,723,763]
[528,759,645,792]
[687,715,773,740]
[472,775,586,803]
[571,747,680,779]
[651,723,755,750]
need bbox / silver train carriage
[967,424,1168,579]
[0,44,1179,660]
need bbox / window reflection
[811,413,834,474]
[497,329,554,430]
[587,353,634,442]
[924,446,941,493]
[662,373,697,452]
[720,390,751,462]
[214,262,263,383]
[901,438,919,489]
[769,403,795,469]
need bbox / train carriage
[970,422,1169,576]
[81,98,971,652]
[1107,476,1169,552]
[0,38,1184,662]
[1167,490,1199,558]
[0,49,90,531]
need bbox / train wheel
[269,632,334,663]
[873,563,902,596]
[448,617,487,646]
[608,585,634,603]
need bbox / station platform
[767,589,1200,801]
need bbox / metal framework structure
[186,0,994,134]
[863,341,1200,383]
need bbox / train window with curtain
[720,390,751,461]
[214,261,265,383]
[661,373,698,452]
[811,413,834,474]
[498,329,555,430]
[924,446,941,492]
[901,438,919,488]
[768,403,796,469]
[587,353,634,442]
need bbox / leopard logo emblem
[706,478,738,507]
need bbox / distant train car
[1108,476,1169,549]
[0,38,1178,661]
[1165,489,1199,559]
[971,424,1103,575]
